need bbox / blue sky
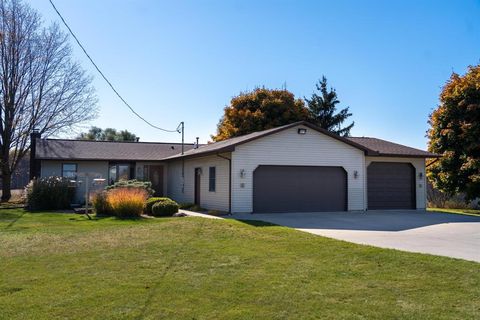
[31,0,479,149]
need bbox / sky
[30,0,480,149]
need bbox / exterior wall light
[354,170,359,179]
[418,172,423,179]
[240,169,246,178]
[297,128,307,135]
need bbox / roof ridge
[41,138,195,145]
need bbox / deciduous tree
[0,0,97,201]
[77,127,138,141]
[212,88,308,141]
[427,64,480,201]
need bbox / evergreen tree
[305,76,354,136]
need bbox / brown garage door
[367,162,416,210]
[253,166,347,213]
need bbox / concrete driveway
[231,210,480,262]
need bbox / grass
[428,207,480,216]
[1,209,479,319]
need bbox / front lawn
[428,207,480,216]
[1,209,479,319]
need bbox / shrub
[91,191,113,216]
[145,197,171,214]
[151,198,179,217]
[106,188,148,218]
[105,179,154,197]
[25,177,75,210]
[179,203,195,210]
[189,204,205,212]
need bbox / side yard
[1,209,479,319]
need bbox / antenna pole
[181,121,184,155]
[178,121,185,193]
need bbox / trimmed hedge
[151,198,179,217]
[145,197,171,214]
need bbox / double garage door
[253,166,347,213]
[252,163,416,213]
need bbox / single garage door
[367,162,416,210]
[253,165,347,213]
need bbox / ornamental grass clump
[91,191,113,216]
[106,188,148,218]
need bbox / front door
[147,165,164,196]
[194,168,201,205]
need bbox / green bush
[91,191,113,216]
[25,177,75,210]
[179,203,195,210]
[105,179,154,197]
[151,198,179,217]
[145,197,171,214]
[189,204,205,212]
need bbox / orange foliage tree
[427,64,480,200]
[212,88,308,142]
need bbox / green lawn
[428,207,480,216]
[1,209,479,319]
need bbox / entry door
[147,165,164,196]
[194,168,201,205]
[253,165,347,213]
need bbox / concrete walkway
[230,210,480,262]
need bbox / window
[62,163,77,180]
[209,167,216,192]
[109,163,132,185]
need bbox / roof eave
[163,146,235,161]
[370,152,442,158]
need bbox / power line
[48,0,180,133]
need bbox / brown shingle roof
[36,139,195,161]
[36,122,439,161]
[165,121,439,160]
[163,121,372,160]
[347,137,439,158]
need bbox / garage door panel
[367,162,415,210]
[253,166,347,213]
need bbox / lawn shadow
[2,210,26,230]
[236,219,279,228]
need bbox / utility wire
[48,0,180,133]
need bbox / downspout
[216,153,232,214]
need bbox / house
[31,121,438,213]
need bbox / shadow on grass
[3,210,26,230]
[236,219,279,228]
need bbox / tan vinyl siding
[365,156,426,209]
[231,125,366,213]
[40,160,109,203]
[167,154,230,212]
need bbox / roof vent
[195,137,199,149]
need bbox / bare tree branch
[0,0,97,200]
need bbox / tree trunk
[1,171,12,202]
